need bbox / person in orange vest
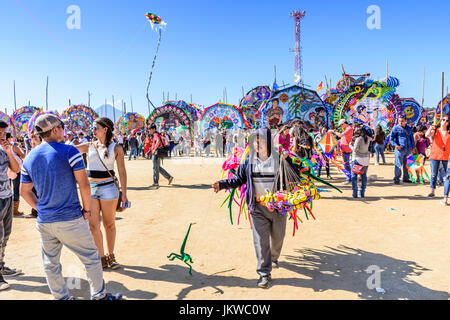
[425,115,450,198]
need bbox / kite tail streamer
[227,189,236,225]
[146,28,162,110]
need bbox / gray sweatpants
[0,197,13,269]
[250,204,287,277]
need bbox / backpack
[155,133,169,158]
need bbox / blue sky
[0,0,449,118]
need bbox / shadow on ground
[282,245,449,300]
[7,246,448,300]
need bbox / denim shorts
[90,179,120,200]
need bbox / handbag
[352,163,365,175]
[92,143,124,212]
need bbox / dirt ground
[1,152,449,300]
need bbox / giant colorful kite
[11,106,41,135]
[260,85,327,129]
[61,105,98,133]
[400,98,423,126]
[434,94,450,124]
[199,103,247,138]
[147,102,194,139]
[239,86,272,128]
[330,79,401,134]
[116,112,146,134]
[0,111,15,137]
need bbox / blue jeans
[394,149,410,182]
[128,147,138,160]
[36,217,107,300]
[351,161,368,198]
[343,152,352,182]
[152,155,172,185]
[0,197,13,269]
[374,143,385,164]
[430,159,448,190]
[444,166,450,197]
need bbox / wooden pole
[130,95,134,113]
[13,81,16,111]
[386,60,389,80]
[441,72,445,117]
[324,75,329,91]
[274,65,277,84]
[46,76,49,111]
[421,67,425,106]
[112,95,116,124]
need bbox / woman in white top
[76,117,128,270]
[350,127,371,199]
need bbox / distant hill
[95,104,126,121]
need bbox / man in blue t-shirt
[20,114,122,300]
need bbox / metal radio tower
[290,10,306,86]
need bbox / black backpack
[155,133,170,159]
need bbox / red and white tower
[290,10,306,86]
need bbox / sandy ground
[1,152,449,300]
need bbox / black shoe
[96,293,123,300]
[0,274,9,291]
[1,266,23,277]
[257,275,271,289]
[403,180,412,183]
[394,181,400,185]
[427,193,435,198]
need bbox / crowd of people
[0,109,448,296]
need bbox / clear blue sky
[0,0,448,117]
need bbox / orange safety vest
[430,129,450,161]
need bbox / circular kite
[336,76,357,92]
[330,81,401,134]
[165,100,200,122]
[260,85,328,129]
[199,103,246,138]
[61,105,98,133]
[0,111,15,136]
[147,102,194,139]
[116,112,146,134]
[434,94,450,123]
[11,106,41,136]
[400,98,423,126]
[239,86,273,128]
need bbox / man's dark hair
[37,129,52,139]
[149,124,157,130]
[0,121,8,129]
